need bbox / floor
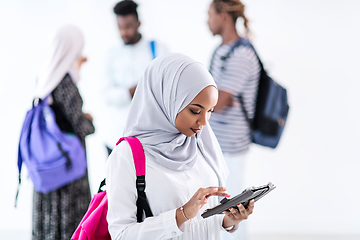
[1,231,359,240]
[249,235,360,240]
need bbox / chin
[181,131,195,137]
[188,132,196,137]
[122,38,131,44]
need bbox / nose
[197,113,208,126]
[120,29,129,37]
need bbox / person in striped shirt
[207,1,261,239]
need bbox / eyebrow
[190,104,205,109]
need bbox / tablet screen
[201,182,275,218]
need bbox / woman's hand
[176,187,230,227]
[73,56,87,70]
[222,199,255,229]
[84,113,93,122]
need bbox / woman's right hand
[84,113,93,122]
[176,187,230,227]
[73,56,87,70]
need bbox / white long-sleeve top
[101,38,168,149]
[106,141,236,240]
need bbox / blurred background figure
[2,0,360,239]
[32,25,95,240]
[101,0,168,155]
[207,0,261,240]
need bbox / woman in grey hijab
[106,53,254,239]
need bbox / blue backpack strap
[219,38,260,130]
[209,44,222,73]
[221,38,259,68]
[228,38,265,71]
[15,145,23,207]
[15,95,50,207]
[150,40,156,59]
[210,38,255,72]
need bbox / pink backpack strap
[116,137,145,176]
[116,136,152,222]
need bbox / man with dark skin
[115,1,142,97]
[101,0,167,154]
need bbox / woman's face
[175,86,218,137]
[207,2,223,36]
[73,56,87,70]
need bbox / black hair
[113,0,139,20]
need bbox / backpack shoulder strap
[15,96,50,207]
[116,137,153,222]
[210,38,258,72]
[209,44,222,73]
[150,41,156,60]
[117,137,145,176]
[228,38,265,71]
[15,146,23,207]
[220,38,259,129]
[222,38,252,62]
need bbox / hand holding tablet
[201,182,276,218]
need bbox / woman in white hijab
[106,53,255,240]
[32,25,95,240]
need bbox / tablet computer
[201,182,276,219]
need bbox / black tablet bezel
[201,182,276,219]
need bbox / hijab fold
[123,53,228,186]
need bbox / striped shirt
[209,41,260,154]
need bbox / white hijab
[35,25,84,99]
[123,53,229,186]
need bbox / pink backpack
[71,137,153,240]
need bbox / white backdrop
[0,0,359,238]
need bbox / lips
[191,128,201,134]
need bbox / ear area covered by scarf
[123,53,229,186]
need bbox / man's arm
[129,85,137,98]
[214,90,233,113]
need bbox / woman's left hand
[222,199,255,229]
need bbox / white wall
[0,0,359,238]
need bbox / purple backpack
[17,96,87,198]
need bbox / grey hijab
[123,53,228,186]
